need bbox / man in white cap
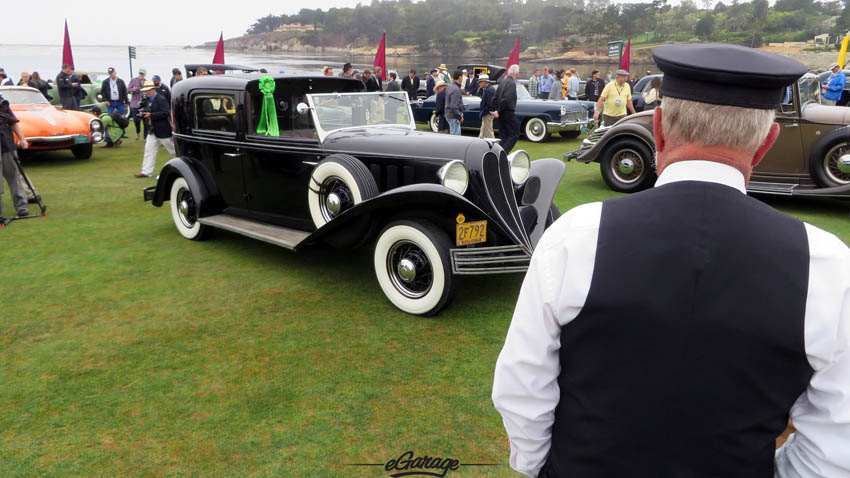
[593,69,635,126]
[135,80,175,178]
[477,74,496,139]
[822,62,846,106]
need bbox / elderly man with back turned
[493,43,850,478]
[493,64,520,153]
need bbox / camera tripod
[0,151,47,228]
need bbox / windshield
[517,84,532,100]
[798,74,821,105]
[308,92,413,133]
[1,89,49,105]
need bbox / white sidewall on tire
[374,224,447,315]
[525,117,547,142]
[429,113,439,132]
[308,161,366,228]
[170,177,202,240]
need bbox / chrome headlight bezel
[507,150,531,185]
[437,160,469,195]
[91,131,104,143]
[89,118,103,131]
[560,105,568,116]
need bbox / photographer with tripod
[0,94,29,218]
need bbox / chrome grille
[561,110,589,123]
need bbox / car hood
[321,126,489,161]
[801,103,850,125]
[11,104,93,138]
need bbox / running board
[747,181,797,195]
[198,214,310,250]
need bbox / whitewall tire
[374,220,454,316]
[169,177,211,240]
[308,154,379,229]
[524,117,550,143]
[429,113,440,133]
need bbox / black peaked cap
[653,43,807,109]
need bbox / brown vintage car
[565,73,850,197]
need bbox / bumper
[547,118,593,133]
[564,126,608,162]
[450,245,530,275]
[143,186,156,202]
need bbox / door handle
[784,123,799,128]
[224,152,243,158]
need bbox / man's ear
[653,107,665,153]
[752,122,780,168]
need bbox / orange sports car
[1,86,104,159]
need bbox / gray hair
[660,97,775,154]
[508,64,519,76]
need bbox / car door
[757,84,806,177]
[241,90,320,231]
[190,91,248,209]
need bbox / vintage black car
[411,83,595,142]
[565,73,850,199]
[143,75,565,316]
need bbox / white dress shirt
[492,160,850,478]
[109,78,119,101]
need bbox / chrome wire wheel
[386,240,433,299]
[609,148,645,184]
[823,143,850,185]
[317,176,354,222]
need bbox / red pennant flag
[62,19,75,69]
[506,36,520,71]
[212,32,225,64]
[373,32,387,82]
[620,39,631,72]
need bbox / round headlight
[437,160,469,195]
[90,118,103,131]
[92,132,103,143]
[507,150,531,185]
[560,105,567,116]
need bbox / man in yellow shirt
[593,69,636,126]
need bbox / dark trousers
[129,108,150,138]
[498,110,520,153]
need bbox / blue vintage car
[410,83,596,142]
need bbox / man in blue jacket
[477,74,496,139]
[822,62,846,106]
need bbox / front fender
[301,184,512,249]
[577,122,655,164]
[151,157,224,217]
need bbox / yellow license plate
[456,220,487,246]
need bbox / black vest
[542,181,813,478]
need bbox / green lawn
[1,132,848,477]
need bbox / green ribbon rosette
[256,76,279,136]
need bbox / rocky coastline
[194,32,834,70]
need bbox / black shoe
[27,195,41,204]
[17,210,29,217]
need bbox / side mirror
[296,102,311,116]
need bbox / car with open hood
[2,86,104,159]
[142,75,565,316]
[411,82,595,143]
[565,73,850,198]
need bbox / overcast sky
[1,0,681,46]
[0,0,366,46]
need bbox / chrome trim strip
[25,134,81,143]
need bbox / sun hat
[434,79,448,90]
[829,62,840,70]
[439,64,447,70]
[616,69,629,76]
[140,80,156,91]
[478,74,491,83]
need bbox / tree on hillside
[249,14,283,34]
[750,0,769,46]
[695,12,716,37]
[838,0,850,32]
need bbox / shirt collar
[655,160,747,194]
